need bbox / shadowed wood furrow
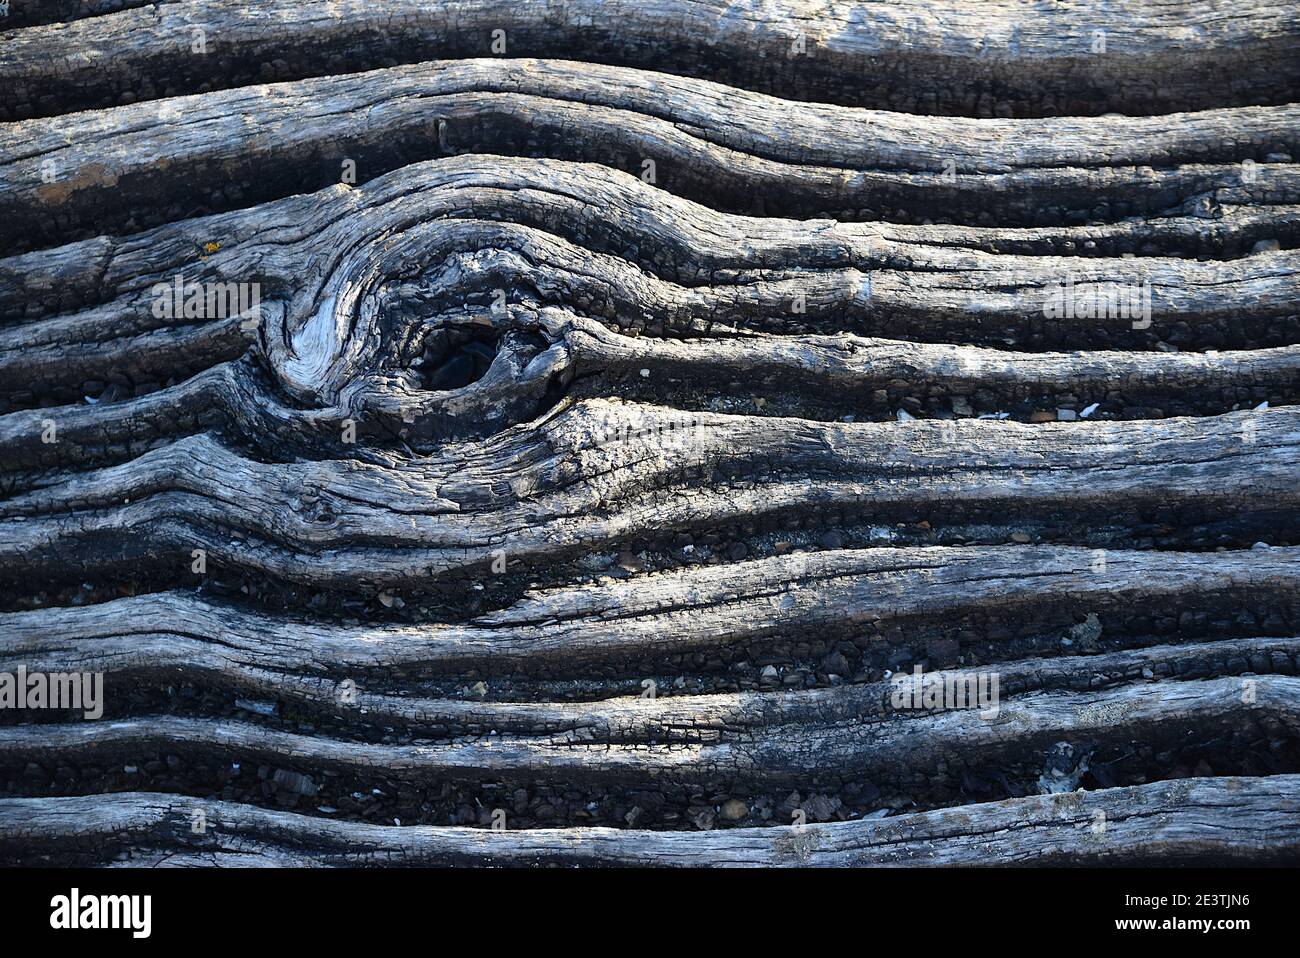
[0,1,162,31]
[3,0,1299,121]
[3,0,1299,868]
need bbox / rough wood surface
[5,57,1300,249]
[4,0,1300,119]
[2,674,1296,788]
[2,0,1298,868]
[4,776,1299,866]
[4,549,1297,675]
[2,407,1297,585]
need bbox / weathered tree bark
[7,599,1296,734]
[2,0,1298,868]
[3,398,1299,590]
[4,548,1298,677]
[3,0,1299,120]
[4,57,1299,249]
[3,157,1297,426]
[5,777,1299,866]
[6,311,1295,478]
[0,673,1295,789]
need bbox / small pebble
[720,799,749,821]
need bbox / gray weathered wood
[3,0,1299,120]
[4,776,1299,867]
[2,404,1294,587]
[3,57,1297,249]
[3,0,1298,869]
[0,675,1293,788]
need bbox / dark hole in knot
[420,326,499,392]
